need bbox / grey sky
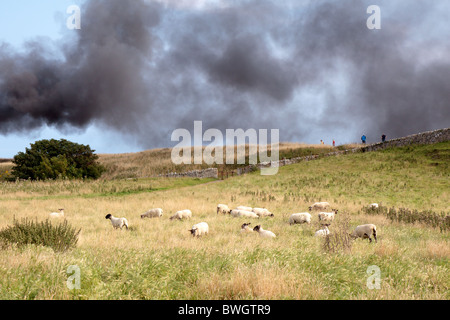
[0,0,449,158]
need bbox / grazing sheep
[288,212,311,225]
[236,206,253,211]
[49,208,64,218]
[240,222,254,233]
[351,224,377,243]
[318,209,339,224]
[231,209,259,219]
[308,202,331,211]
[253,225,276,238]
[170,209,192,220]
[217,204,231,215]
[189,222,209,237]
[141,208,163,219]
[252,207,274,217]
[105,214,129,230]
[314,225,330,237]
[370,203,379,209]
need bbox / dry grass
[0,141,448,300]
[97,142,339,179]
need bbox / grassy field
[0,142,448,299]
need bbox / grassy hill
[97,142,351,179]
[0,141,448,299]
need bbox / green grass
[0,141,448,300]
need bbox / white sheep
[240,222,254,233]
[314,225,330,237]
[105,214,129,230]
[217,204,231,215]
[252,207,274,217]
[189,222,209,237]
[370,203,379,209]
[141,208,163,219]
[288,212,311,225]
[49,208,64,218]
[236,205,253,211]
[309,202,331,211]
[318,209,339,224]
[231,209,259,219]
[351,224,378,243]
[170,209,192,220]
[253,225,276,238]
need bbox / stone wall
[242,127,450,175]
[361,127,450,152]
[159,127,449,179]
[158,167,218,179]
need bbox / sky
[0,0,449,158]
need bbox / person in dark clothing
[381,134,386,142]
[361,135,366,144]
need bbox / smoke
[1,0,449,147]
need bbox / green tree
[12,139,105,180]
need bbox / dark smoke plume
[1,0,449,147]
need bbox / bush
[322,214,353,253]
[362,205,449,232]
[0,217,81,252]
[11,139,105,180]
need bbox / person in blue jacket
[361,135,366,144]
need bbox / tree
[11,139,105,180]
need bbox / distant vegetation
[98,142,349,179]
[10,139,105,181]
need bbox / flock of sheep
[49,201,379,243]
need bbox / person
[332,140,335,147]
[382,134,386,142]
[320,139,324,145]
[361,135,366,144]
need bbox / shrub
[362,205,449,232]
[11,139,105,180]
[322,214,353,253]
[0,217,81,252]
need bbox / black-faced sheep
[288,212,311,225]
[351,224,377,243]
[105,214,129,230]
[189,222,209,237]
[253,225,276,238]
[141,208,163,219]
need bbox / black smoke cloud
[0,0,449,147]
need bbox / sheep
[288,212,311,225]
[170,209,192,220]
[253,225,276,238]
[318,209,339,224]
[49,208,64,218]
[141,208,163,219]
[308,202,331,211]
[230,209,259,219]
[217,204,231,215]
[351,224,377,243]
[314,225,330,237]
[236,206,253,211]
[252,207,274,217]
[370,203,379,209]
[240,222,254,233]
[189,222,209,237]
[105,214,129,230]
